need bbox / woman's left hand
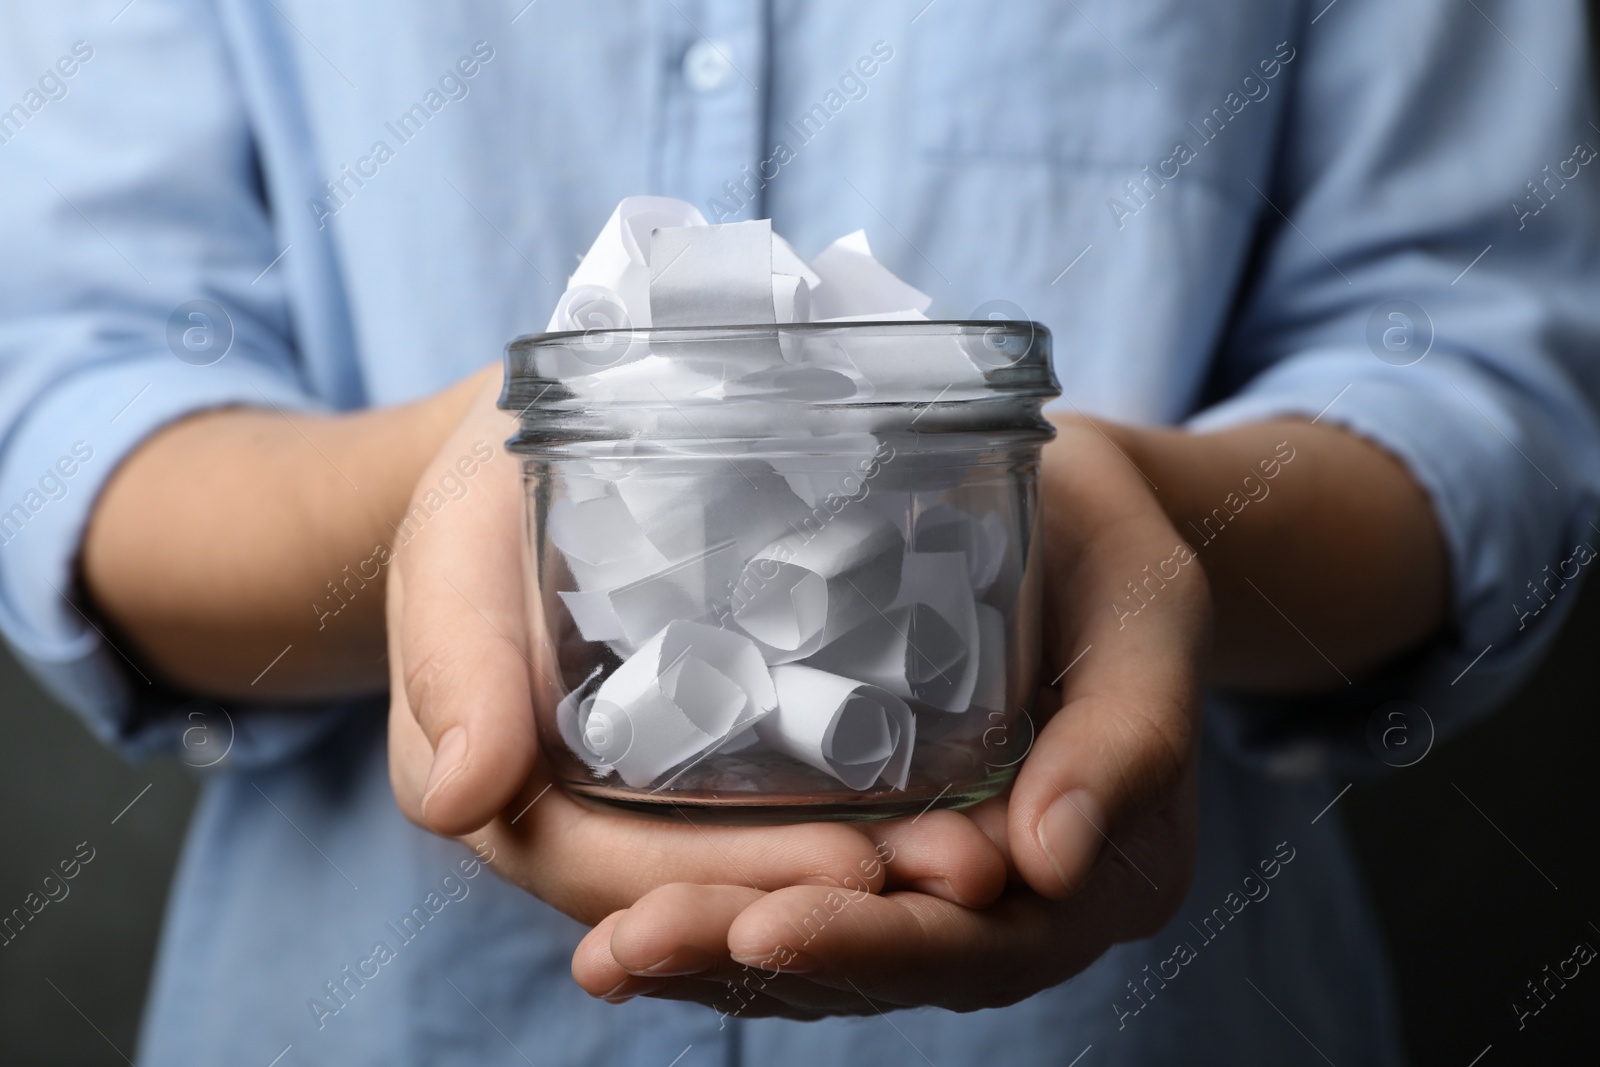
[570,418,1210,1016]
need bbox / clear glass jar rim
[502,319,1059,404]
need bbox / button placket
[655,0,769,219]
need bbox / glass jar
[500,320,1059,822]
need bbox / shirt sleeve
[0,4,344,765]
[1190,0,1600,773]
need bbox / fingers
[479,791,887,925]
[960,795,1023,884]
[574,885,870,1018]
[859,809,1008,907]
[576,853,1180,1016]
[573,884,767,998]
[722,886,1070,1011]
[721,841,1180,1013]
[1009,423,1209,900]
[386,564,435,822]
[392,388,542,836]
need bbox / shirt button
[682,38,736,94]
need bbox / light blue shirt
[3,1,1599,1063]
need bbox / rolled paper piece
[712,363,856,402]
[567,353,730,405]
[532,285,656,377]
[559,465,616,503]
[772,233,820,354]
[771,326,868,391]
[761,665,915,791]
[894,550,982,711]
[912,502,1008,594]
[772,273,812,324]
[613,460,814,563]
[807,230,932,321]
[553,462,818,652]
[548,492,672,590]
[729,509,903,664]
[555,689,604,773]
[557,589,627,643]
[550,283,630,332]
[553,663,610,773]
[581,621,777,788]
[772,434,887,507]
[549,479,743,649]
[830,325,989,394]
[551,196,708,330]
[558,539,743,651]
[972,603,1007,711]
[605,540,744,648]
[650,220,778,327]
[807,550,981,712]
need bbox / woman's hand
[384,371,1011,926]
[570,416,1211,1013]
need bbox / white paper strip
[912,503,1008,594]
[539,199,1027,791]
[895,550,981,711]
[729,509,903,663]
[553,464,818,651]
[972,602,1007,711]
[770,434,886,507]
[761,665,915,790]
[549,283,632,333]
[772,273,811,324]
[808,230,932,321]
[565,353,728,406]
[579,621,777,787]
[605,540,745,648]
[552,196,708,330]
[548,493,671,590]
[557,589,628,643]
[650,220,777,326]
[613,462,812,562]
[833,329,988,393]
[808,551,981,713]
[771,232,822,291]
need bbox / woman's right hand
[383,367,1008,927]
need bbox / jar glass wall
[501,321,1059,822]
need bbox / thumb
[391,389,543,836]
[1008,436,1210,900]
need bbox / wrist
[331,365,500,551]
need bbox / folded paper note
[729,509,903,663]
[807,229,932,321]
[761,665,915,790]
[808,551,982,713]
[651,220,777,327]
[549,196,708,330]
[913,503,1009,595]
[579,621,776,788]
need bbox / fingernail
[1038,790,1105,896]
[600,977,662,1003]
[421,726,468,816]
[909,877,975,908]
[732,950,818,974]
[638,948,714,976]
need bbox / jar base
[560,769,1016,824]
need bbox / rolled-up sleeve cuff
[0,352,346,766]
[1186,348,1600,775]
